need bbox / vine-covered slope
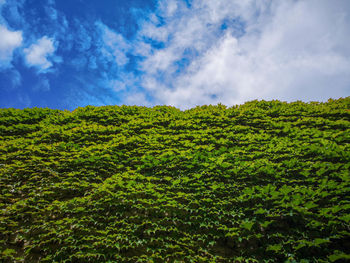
[0,98,349,262]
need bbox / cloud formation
[0,0,349,110]
[0,25,22,68]
[98,22,130,67]
[24,36,59,72]
[129,0,350,108]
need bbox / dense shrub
[0,98,349,262]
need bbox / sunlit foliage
[0,98,349,262]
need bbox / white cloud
[24,36,58,72]
[158,0,178,18]
[124,91,150,106]
[131,0,350,108]
[109,72,137,92]
[0,25,22,69]
[97,22,130,67]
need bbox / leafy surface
[0,99,349,262]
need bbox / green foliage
[0,98,349,262]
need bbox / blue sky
[0,0,349,110]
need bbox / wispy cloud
[97,21,130,67]
[0,25,22,68]
[24,36,60,72]
[34,76,50,91]
[0,0,25,28]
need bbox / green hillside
[0,98,349,262]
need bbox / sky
[0,0,349,110]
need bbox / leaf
[261,220,273,228]
[294,242,307,250]
[329,251,350,262]
[304,202,318,210]
[339,214,350,223]
[241,220,254,231]
[267,244,283,253]
[313,238,329,247]
[254,208,266,215]
[193,173,202,179]
[2,248,16,257]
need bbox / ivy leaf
[328,251,350,262]
[267,244,283,253]
[241,220,254,231]
[313,238,329,247]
